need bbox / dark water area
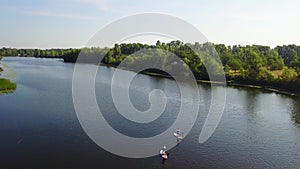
[1,57,300,168]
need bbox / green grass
[0,78,16,93]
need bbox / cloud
[24,9,98,20]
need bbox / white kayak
[173,133,183,140]
[160,150,168,160]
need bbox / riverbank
[0,78,17,94]
[1,56,299,97]
[226,81,300,97]
[0,88,16,94]
[140,70,300,97]
[74,61,300,97]
[2,41,300,97]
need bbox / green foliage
[290,56,300,76]
[0,78,16,92]
[0,47,82,59]
[243,50,263,80]
[278,67,295,81]
[1,41,300,92]
[257,68,275,82]
[275,45,300,66]
[227,58,242,72]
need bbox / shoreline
[0,88,16,94]
[226,81,300,97]
[2,56,299,98]
[141,70,300,97]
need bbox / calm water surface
[1,57,300,169]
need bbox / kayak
[160,150,168,160]
[173,133,183,140]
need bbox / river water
[1,57,300,168]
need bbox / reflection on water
[0,57,300,168]
[291,99,300,126]
[0,61,17,79]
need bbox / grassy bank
[143,70,300,97]
[0,78,17,94]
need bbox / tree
[227,58,242,72]
[268,50,284,70]
[291,56,300,76]
[114,44,122,56]
[243,50,263,80]
[258,68,275,82]
[156,40,161,47]
[278,67,295,81]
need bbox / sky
[1,0,300,48]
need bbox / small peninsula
[0,57,16,94]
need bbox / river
[1,57,300,168]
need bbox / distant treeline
[0,48,80,59]
[1,41,300,93]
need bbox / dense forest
[1,41,300,94]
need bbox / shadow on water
[291,98,300,126]
[230,86,260,108]
[243,88,261,120]
[231,85,300,127]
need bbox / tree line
[1,41,300,93]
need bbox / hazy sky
[1,0,300,48]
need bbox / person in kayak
[176,128,180,135]
[160,145,169,163]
